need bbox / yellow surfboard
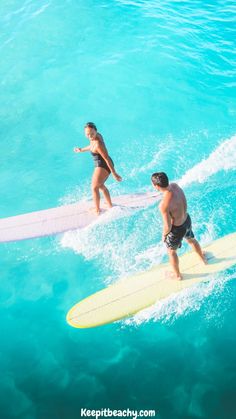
[67,232,236,329]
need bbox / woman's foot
[89,207,100,215]
[104,202,113,209]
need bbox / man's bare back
[162,183,187,227]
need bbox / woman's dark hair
[151,172,169,188]
[85,122,97,131]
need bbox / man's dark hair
[85,122,97,131]
[151,172,169,188]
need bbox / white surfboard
[0,191,159,243]
[67,232,236,328]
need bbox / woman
[74,122,122,214]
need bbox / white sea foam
[122,271,236,328]
[60,206,133,258]
[127,140,173,179]
[60,211,151,282]
[179,134,236,188]
[135,242,165,267]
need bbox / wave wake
[179,134,236,188]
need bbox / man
[151,172,206,280]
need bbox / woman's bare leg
[99,184,112,208]
[91,168,110,214]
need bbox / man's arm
[159,197,172,241]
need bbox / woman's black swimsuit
[164,214,195,250]
[91,151,114,174]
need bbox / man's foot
[165,270,182,281]
[201,251,208,265]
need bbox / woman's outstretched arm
[74,145,91,153]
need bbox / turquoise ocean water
[0,0,236,418]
